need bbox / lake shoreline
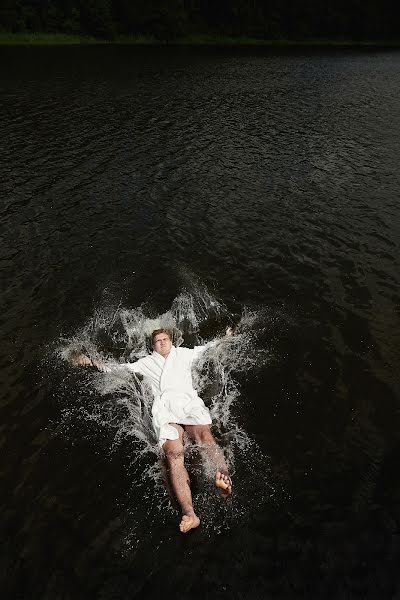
[1,32,400,47]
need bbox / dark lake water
[1,45,400,599]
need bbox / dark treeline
[0,0,399,40]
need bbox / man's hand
[70,353,92,367]
[225,326,234,337]
[69,352,107,372]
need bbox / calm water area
[1,45,400,599]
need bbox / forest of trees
[0,0,399,41]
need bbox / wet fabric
[108,346,211,445]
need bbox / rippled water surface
[1,46,400,599]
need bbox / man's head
[151,328,173,357]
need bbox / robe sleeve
[102,360,144,375]
[192,339,218,361]
[192,345,207,360]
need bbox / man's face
[153,332,172,357]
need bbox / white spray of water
[58,283,275,533]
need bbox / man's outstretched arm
[192,325,234,359]
[68,351,142,374]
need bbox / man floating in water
[70,327,233,533]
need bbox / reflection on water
[1,46,400,598]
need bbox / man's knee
[164,441,185,464]
[193,426,214,445]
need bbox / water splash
[57,282,274,533]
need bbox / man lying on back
[70,327,233,532]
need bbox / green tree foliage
[113,0,186,40]
[0,0,398,40]
[0,1,23,32]
[80,0,114,38]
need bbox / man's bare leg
[184,425,232,496]
[163,424,200,533]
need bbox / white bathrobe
[110,345,211,446]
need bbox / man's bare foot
[179,512,200,533]
[215,471,232,497]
